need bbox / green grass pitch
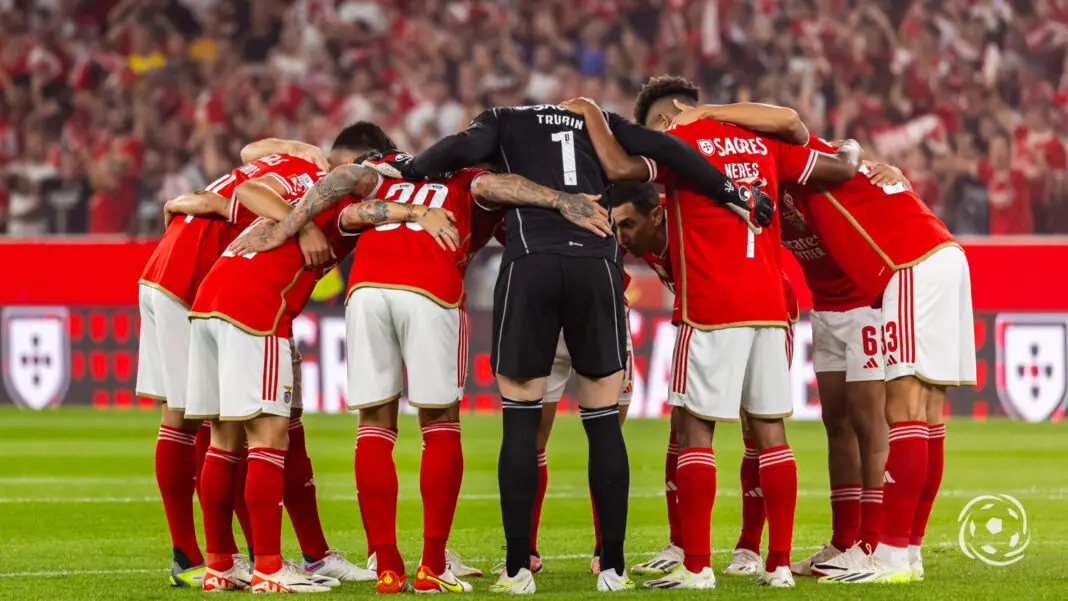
[0,408,1065,600]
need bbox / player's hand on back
[296,222,334,268]
[865,162,912,190]
[554,192,613,237]
[668,98,707,127]
[289,143,330,171]
[416,207,461,252]
[360,152,422,181]
[559,97,601,118]
[228,220,287,256]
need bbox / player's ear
[652,205,664,226]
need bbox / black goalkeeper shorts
[491,253,627,380]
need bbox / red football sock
[284,418,330,562]
[676,448,716,573]
[232,448,253,555]
[859,487,884,552]
[530,449,548,554]
[665,429,682,548]
[911,424,945,546]
[355,426,404,576]
[736,437,763,554]
[155,425,203,565]
[882,422,929,549]
[759,445,797,571]
[194,421,210,497]
[829,484,862,551]
[420,420,463,575]
[246,447,287,575]
[200,447,241,572]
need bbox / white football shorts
[810,306,885,382]
[185,318,294,420]
[669,325,792,420]
[346,287,467,410]
[290,339,303,411]
[881,245,977,385]
[136,285,192,410]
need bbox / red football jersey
[779,190,867,311]
[783,271,800,324]
[639,249,675,294]
[785,138,956,304]
[659,119,819,329]
[346,169,487,308]
[137,154,318,306]
[190,162,355,338]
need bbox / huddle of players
[137,72,975,594]
[137,121,629,593]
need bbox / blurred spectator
[4,127,55,236]
[978,132,1033,235]
[0,0,1066,237]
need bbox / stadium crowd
[1,0,1066,237]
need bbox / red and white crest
[996,314,1068,423]
[2,307,71,410]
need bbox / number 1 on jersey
[551,131,578,186]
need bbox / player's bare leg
[200,420,251,591]
[908,385,946,581]
[413,404,474,593]
[722,413,764,576]
[155,403,208,586]
[791,372,863,577]
[746,416,797,587]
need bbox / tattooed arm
[470,173,613,237]
[275,164,381,239]
[229,164,382,256]
[339,201,461,251]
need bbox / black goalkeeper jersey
[406,103,740,266]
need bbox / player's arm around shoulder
[162,190,228,225]
[338,199,461,252]
[806,139,863,185]
[671,100,810,145]
[229,165,380,258]
[560,97,652,182]
[240,138,329,170]
[469,172,612,237]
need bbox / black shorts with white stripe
[491,253,627,380]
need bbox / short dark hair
[633,75,700,125]
[331,122,397,154]
[604,183,661,214]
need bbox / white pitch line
[2,487,1065,504]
